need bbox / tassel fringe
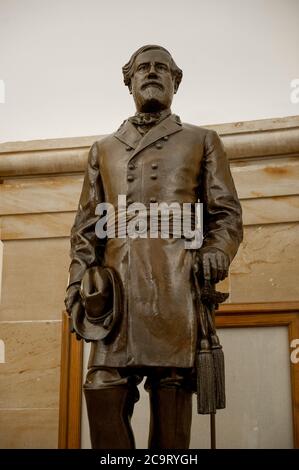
[192,265,227,415]
[212,345,226,409]
[197,340,216,414]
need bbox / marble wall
[0,239,69,447]
[0,116,298,448]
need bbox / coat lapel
[114,120,142,149]
[113,114,183,158]
[130,114,183,159]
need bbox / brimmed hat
[71,266,122,341]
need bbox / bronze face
[129,49,177,112]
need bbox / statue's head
[122,45,183,113]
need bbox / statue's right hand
[64,284,80,315]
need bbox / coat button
[150,174,157,180]
[163,135,169,141]
[126,146,132,151]
[127,175,134,182]
[150,197,157,203]
[128,163,135,170]
[151,162,158,169]
[155,142,163,149]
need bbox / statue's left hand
[64,284,80,315]
[194,248,229,284]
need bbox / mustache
[141,81,164,91]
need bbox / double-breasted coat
[67,113,243,369]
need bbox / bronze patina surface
[65,45,243,449]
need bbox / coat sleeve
[67,142,106,289]
[198,130,243,263]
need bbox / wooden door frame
[58,314,83,449]
[58,302,299,448]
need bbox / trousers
[83,366,194,449]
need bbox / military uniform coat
[68,114,243,368]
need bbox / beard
[134,86,172,112]
[141,97,166,112]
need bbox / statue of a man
[64,45,243,449]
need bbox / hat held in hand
[71,266,122,341]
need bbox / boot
[84,386,136,449]
[148,387,192,449]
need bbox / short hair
[122,45,183,90]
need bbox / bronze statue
[64,45,243,449]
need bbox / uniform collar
[128,108,171,127]
[114,113,182,158]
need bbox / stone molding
[1,115,298,177]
